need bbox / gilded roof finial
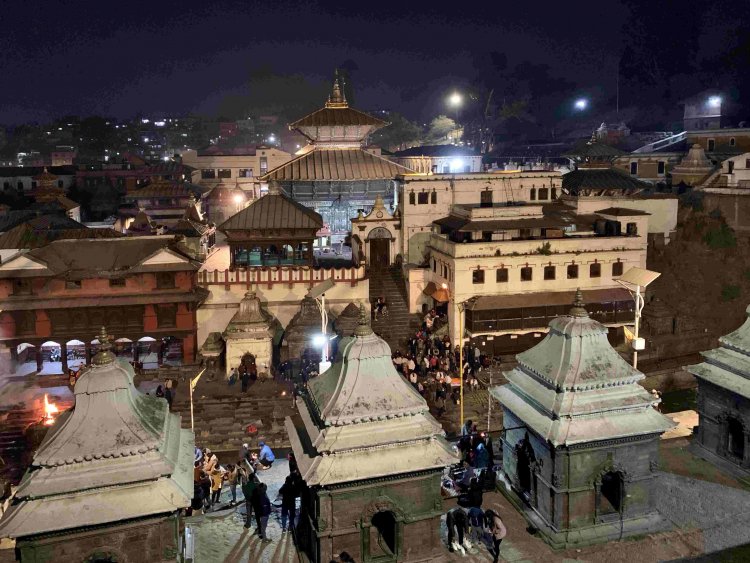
[569,288,589,318]
[326,69,348,108]
[354,302,373,337]
[92,326,116,365]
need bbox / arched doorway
[727,417,745,460]
[137,337,158,369]
[66,339,86,371]
[370,510,397,558]
[516,433,536,497]
[16,343,37,376]
[368,227,392,268]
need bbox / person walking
[252,482,272,541]
[242,475,259,529]
[164,380,173,410]
[279,475,298,533]
[225,464,239,505]
[210,468,223,508]
[485,509,507,563]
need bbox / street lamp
[708,96,722,108]
[448,92,462,133]
[574,98,588,111]
[233,193,244,213]
[308,278,336,374]
[615,267,661,369]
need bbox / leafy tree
[425,115,457,145]
[369,113,423,152]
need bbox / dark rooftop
[393,144,480,158]
[218,192,323,232]
[562,168,653,193]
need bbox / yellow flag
[623,325,635,342]
[190,369,206,391]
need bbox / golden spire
[354,302,373,337]
[569,288,589,318]
[325,69,348,108]
[92,326,116,366]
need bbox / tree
[425,115,457,145]
[369,113,423,152]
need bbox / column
[61,342,68,373]
[85,342,92,364]
[36,347,43,372]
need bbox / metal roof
[218,193,323,231]
[469,287,631,311]
[260,148,414,182]
[562,168,653,192]
[290,106,387,128]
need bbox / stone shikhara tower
[688,305,750,477]
[491,290,674,547]
[286,305,456,562]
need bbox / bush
[536,242,552,255]
[722,285,741,301]
[703,223,737,249]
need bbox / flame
[43,394,59,426]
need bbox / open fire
[43,394,59,426]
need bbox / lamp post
[448,92,462,143]
[615,267,661,369]
[456,297,476,429]
[308,278,336,374]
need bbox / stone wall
[16,515,180,563]
[695,379,750,472]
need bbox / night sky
[0,0,744,125]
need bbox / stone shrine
[688,304,750,478]
[491,291,674,547]
[286,305,456,562]
[0,328,194,562]
[281,296,331,363]
[223,291,274,378]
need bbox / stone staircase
[171,394,295,456]
[369,266,423,353]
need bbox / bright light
[574,99,588,110]
[441,283,448,289]
[155,121,166,127]
[708,96,722,108]
[233,194,244,204]
[269,135,276,143]
[43,394,59,426]
[163,156,170,162]
[449,92,462,107]
[450,158,464,172]
[312,334,327,347]
[143,137,149,142]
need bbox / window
[431,165,438,173]
[109,278,126,287]
[31,181,37,189]
[260,157,268,174]
[408,191,415,205]
[544,265,556,280]
[3,182,9,190]
[567,264,578,279]
[432,259,436,272]
[496,268,508,282]
[14,310,36,334]
[66,280,82,289]
[239,168,253,178]
[201,169,216,179]
[730,137,736,147]
[590,262,601,278]
[746,159,750,169]
[431,190,437,204]
[12,279,32,295]
[443,165,450,173]
[530,188,536,200]
[626,222,638,235]
[480,190,493,208]
[612,261,624,276]
[156,304,177,329]
[729,161,735,174]
[727,417,745,459]
[57,180,64,188]
[657,161,665,175]
[539,188,548,200]
[218,168,231,179]
[417,191,429,204]
[629,161,638,175]
[156,272,175,289]
[520,267,533,281]
[17,181,23,190]
[551,187,557,199]
[708,139,715,151]
[472,269,485,284]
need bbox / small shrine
[333,302,361,338]
[688,305,750,477]
[286,305,456,562]
[491,291,674,547]
[32,167,67,203]
[223,291,273,379]
[0,328,194,562]
[671,144,715,187]
[281,296,331,363]
[128,209,158,235]
[349,193,399,267]
[218,182,323,268]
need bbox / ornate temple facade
[286,306,456,562]
[260,73,414,242]
[491,291,674,547]
[0,329,194,562]
[688,305,750,477]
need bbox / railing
[197,264,367,287]
[632,131,686,154]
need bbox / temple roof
[126,179,206,199]
[688,304,750,400]
[562,168,652,194]
[218,191,323,232]
[290,107,388,128]
[260,147,414,182]
[492,291,674,447]
[563,138,626,159]
[286,305,457,486]
[0,219,122,250]
[0,329,193,539]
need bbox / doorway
[371,511,397,557]
[600,471,624,514]
[370,239,390,267]
[516,434,536,496]
[728,417,745,460]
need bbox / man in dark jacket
[242,476,258,529]
[251,482,272,541]
[279,475,298,532]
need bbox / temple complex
[0,328,194,562]
[286,305,456,562]
[261,72,414,241]
[491,291,674,547]
[688,305,750,477]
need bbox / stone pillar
[133,343,140,363]
[60,342,68,373]
[0,343,16,375]
[85,342,92,365]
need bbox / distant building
[682,90,734,131]
[121,178,208,227]
[491,291,674,547]
[391,144,482,174]
[0,165,75,194]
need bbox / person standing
[279,475,298,533]
[203,449,218,473]
[485,509,507,563]
[225,464,239,505]
[468,506,485,544]
[446,507,469,554]
[240,364,250,393]
[242,475,259,529]
[164,380,173,410]
[210,468,223,508]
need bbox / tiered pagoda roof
[0,329,194,539]
[492,291,674,447]
[218,186,323,233]
[286,305,456,486]
[687,305,750,400]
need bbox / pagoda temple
[285,305,456,562]
[688,305,750,477]
[218,182,323,268]
[0,328,194,562]
[260,71,414,241]
[491,290,674,547]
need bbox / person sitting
[256,441,275,470]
